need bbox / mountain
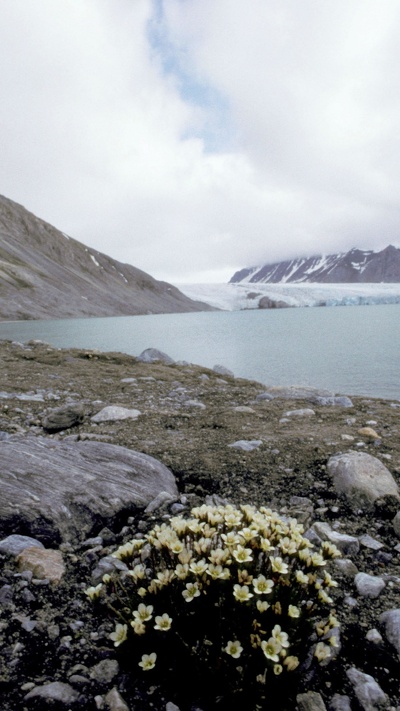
[230,246,400,284]
[0,195,213,320]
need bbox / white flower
[284,655,300,671]
[182,582,201,602]
[154,613,172,631]
[272,625,290,648]
[84,583,102,600]
[109,623,128,647]
[138,652,157,670]
[233,584,253,602]
[189,559,208,575]
[256,600,270,613]
[232,545,253,563]
[261,637,281,662]
[130,619,146,635]
[314,642,331,662]
[133,603,154,622]
[288,605,300,618]
[269,556,289,574]
[253,575,274,595]
[224,640,243,658]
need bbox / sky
[1,0,400,284]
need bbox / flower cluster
[86,503,341,700]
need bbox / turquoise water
[0,304,399,400]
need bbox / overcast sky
[1,0,400,283]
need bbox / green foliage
[86,503,341,707]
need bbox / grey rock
[24,681,79,706]
[296,691,327,711]
[0,584,14,605]
[227,439,263,451]
[0,437,178,542]
[213,364,234,377]
[166,703,181,711]
[327,451,399,509]
[334,558,359,577]
[392,511,400,537]
[379,609,400,658]
[366,629,383,645]
[42,403,85,433]
[255,392,274,401]
[91,406,141,422]
[359,535,385,551]
[145,491,176,513]
[346,667,388,710]
[355,572,385,598]
[313,396,354,407]
[312,522,360,555]
[104,687,130,711]
[184,399,206,408]
[91,556,129,583]
[329,694,352,711]
[137,348,175,364]
[90,659,119,685]
[284,408,316,417]
[0,534,45,556]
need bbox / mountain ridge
[0,195,213,320]
[230,245,400,284]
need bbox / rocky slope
[0,340,400,710]
[0,195,213,320]
[230,246,400,284]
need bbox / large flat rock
[0,437,178,543]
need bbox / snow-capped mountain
[230,245,400,284]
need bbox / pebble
[284,408,316,417]
[227,439,263,451]
[354,572,386,598]
[346,667,388,711]
[91,406,141,422]
[359,534,385,551]
[379,609,400,658]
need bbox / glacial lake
[0,304,399,400]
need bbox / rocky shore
[1,339,400,711]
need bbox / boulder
[42,403,85,433]
[327,451,399,510]
[0,436,178,543]
[137,348,175,364]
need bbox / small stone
[24,681,79,706]
[184,400,206,408]
[312,522,360,555]
[0,584,14,604]
[16,548,65,585]
[90,659,119,685]
[0,534,45,556]
[358,427,380,441]
[296,690,327,711]
[284,408,316,417]
[329,694,352,711]
[104,687,130,711]
[355,572,385,598]
[379,609,400,659]
[346,667,388,710]
[341,434,355,441]
[366,628,383,644]
[145,491,176,513]
[233,405,255,413]
[227,439,263,451]
[392,512,400,537]
[359,535,385,551]
[91,406,141,422]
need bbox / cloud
[0,0,400,283]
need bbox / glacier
[176,282,400,311]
